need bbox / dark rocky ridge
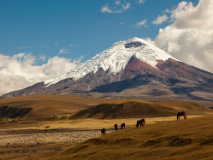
[125,42,144,48]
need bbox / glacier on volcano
[45,37,178,86]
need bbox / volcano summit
[1,37,213,106]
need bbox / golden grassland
[0,115,205,133]
[0,95,212,130]
[1,115,212,160]
[44,115,213,160]
[0,95,213,159]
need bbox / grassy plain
[0,95,213,159]
[46,115,213,160]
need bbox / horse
[121,123,125,129]
[136,119,145,128]
[177,111,187,120]
[101,128,106,135]
[114,124,118,131]
[141,118,145,124]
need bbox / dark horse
[136,119,145,128]
[101,128,106,135]
[121,123,125,129]
[177,111,187,120]
[114,124,118,131]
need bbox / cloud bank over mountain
[0,53,82,95]
[154,0,213,73]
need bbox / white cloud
[122,3,130,10]
[101,1,131,14]
[138,0,146,4]
[58,48,68,54]
[154,0,213,73]
[101,5,112,13]
[72,56,84,64]
[135,19,147,27]
[0,53,82,95]
[170,0,213,29]
[144,38,156,46]
[101,0,147,14]
[152,14,168,25]
[39,55,46,61]
[115,0,121,5]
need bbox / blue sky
[1,0,213,95]
[0,0,198,62]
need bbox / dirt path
[0,129,114,160]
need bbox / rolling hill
[0,95,212,121]
[70,100,212,119]
[0,95,108,120]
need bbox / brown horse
[114,124,118,131]
[136,119,145,128]
[177,111,187,120]
[121,123,125,129]
[101,128,106,135]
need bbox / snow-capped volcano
[45,37,178,86]
[1,37,213,107]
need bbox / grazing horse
[121,123,125,129]
[114,124,118,131]
[136,119,145,128]
[101,128,106,135]
[177,111,187,120]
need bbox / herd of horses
[101,111,187,135]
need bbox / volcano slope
[2,37,213,107]
[45,115,213,160]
